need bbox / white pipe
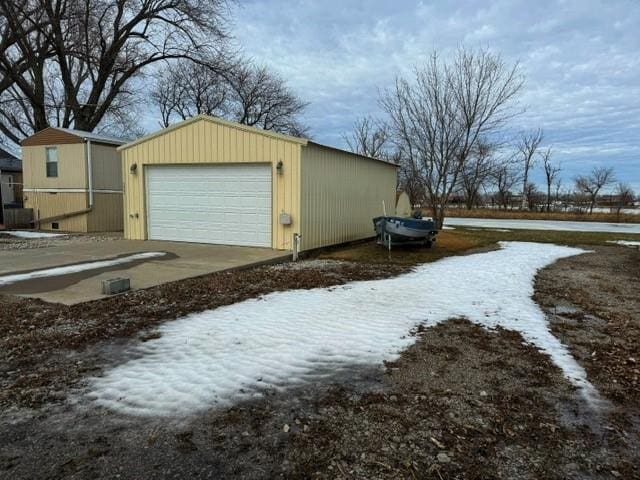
[86,139,94,207]
[292,233,302,261]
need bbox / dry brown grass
[443,207,640,223]
[317,227,640,265]
[317,230,495,265]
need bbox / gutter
[30,137,95,227]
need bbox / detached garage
[120,115,397,251]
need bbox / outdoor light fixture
[129,162,138,174]
[276,160,283,175]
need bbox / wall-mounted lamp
[129,162,138,174]
[276,160,283,175]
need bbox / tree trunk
[431,205,445,230]
[465,195,475,210]
[546,184,552,212]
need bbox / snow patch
[608,240,640,247]
[445,217,640,234]
[0,252,167,287]
[3,230,67,239]
[89,242,597,417]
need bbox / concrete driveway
[0,239,290,304]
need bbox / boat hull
[373,216,438,247]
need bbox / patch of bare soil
[0,259,407,409]
[3,319,635,480]
[1,246,638,479]
[534,245,640,407]
[281,320,637,479]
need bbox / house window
[46,147,58,177]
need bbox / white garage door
[146,164,272,247]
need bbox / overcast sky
[223,0,639,192]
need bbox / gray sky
[224,0,640,192]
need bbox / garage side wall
[121,119,301,250]
[299,144,397,251]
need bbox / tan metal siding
[121,117,301,250]
[87,192,123,232]
[22,142,123,232]
[90,144,122,191]
[24,191,88,231]
[22,144,87,189]
[299,143,397,251]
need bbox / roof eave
[305,141,399,167]
[117,114,308,152]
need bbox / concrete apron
[0,240,291,305]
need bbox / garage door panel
[146,164,272,247]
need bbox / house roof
[55,127,130,146]
[22,127,129,147]
[118,114,397,167]
[0,145,21,172]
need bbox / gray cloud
[224,0,640,191]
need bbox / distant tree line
[342,48,635,225]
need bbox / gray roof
[0,146,21,172]
[56,127,130,146]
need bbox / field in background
[441,207,640,223]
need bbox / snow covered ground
[0,252,167,287]
[89,242,599,417]
[444,217,640,234]
[2,230,67,239]
[608,240,640,247]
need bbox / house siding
[87,192,124,232]
[90,143,122,191]
[26,191,88,231]
[22,144,87,190]
[22,136,123,232]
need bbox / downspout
[86,138,94,208]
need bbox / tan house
[119,115,397,252]
[22,127,127,232]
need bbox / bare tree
[0,0,231,143]
[343,116,391,159]
[540,147,561,212]
[459,139,495,209]
[524,182,544,211]
[553,178,563,204]
[153,58,309,136]
[614,182,635,220]
[228,63,309,136]
[381,48,524,228]
[517,128,544,210]
[574,167,616,214]
[492,161,521,209]
[152,57,233,128]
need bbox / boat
[373,215,438,248]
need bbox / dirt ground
[1,243,639,479]
[0,232,120,251]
